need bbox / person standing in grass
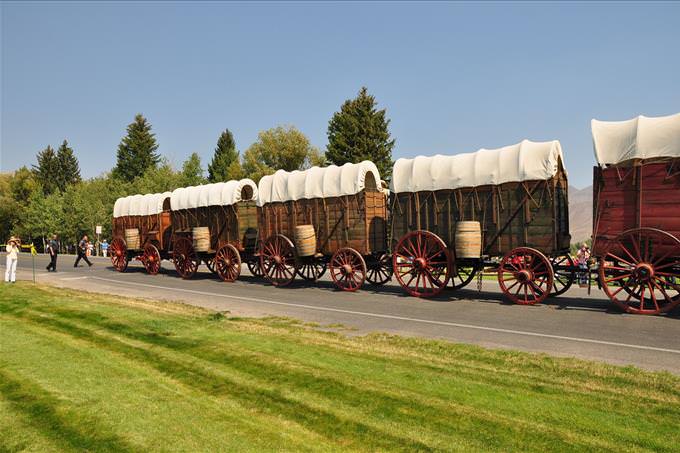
[5,236,20,283]
[46,234,59,272]
[74,235,93,268]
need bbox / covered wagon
[169,179,259,280]
[257,161,390,290]
[111,191,173,274]
[390,139,572,302]
[592,112,680,314]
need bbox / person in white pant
[5,236,20,283]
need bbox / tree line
[0,87,395,251]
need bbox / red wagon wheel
[549,255,576,297]
[110,237,128,272]
[329,248,366,292]
[297,260,327,281]
[599,228,680,315]
[392,230,451,298]
[366,252,393,286]
[173,237,199,279]
[498,247,554,305]
[143,243,161,275]
[214,244,241,282]
[450,263,478,290]
[247,259,264,278]
[260,235,297,287]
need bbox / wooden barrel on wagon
[294,225,316,256]
[257,161,390,290]
[124,228,140,250]
[192,227,211,252]
[390,139,571,302]
[591,112,680,314]
[454,221,481,259]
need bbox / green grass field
[1,283,678,452]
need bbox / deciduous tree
[242,126,320,182]
[180,153,206,187]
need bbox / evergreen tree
[32,145,60,194]
[208,129,240,182]
[180,153,206,186]
[326,87,395,179]
[55,139,81,191]
[113,114,160,181]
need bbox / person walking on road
[5,236,20,283]
[46,234,59,272]
[101,239,109,257]
[74,235,93,268]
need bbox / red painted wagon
[256,161,390,291]
[592,112,680,314]
[168,179,260,281]
[389,140,573,302]
[110,192,173,274]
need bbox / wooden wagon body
[591,113,680,314]
[168,179,259,281]
[110,192,172,274]
[257,161,390,290]
[390,140,573,302]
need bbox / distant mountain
[568,185,592,244]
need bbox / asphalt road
[9,252,680,374]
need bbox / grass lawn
[1,283,678,452]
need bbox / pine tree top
[326,87,395,179]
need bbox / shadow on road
[98,262,680,318]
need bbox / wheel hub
[633,263,654,282]
[342,264,354,275]
[516,269,533,283]
[274,255,282,264]
[414,257,427,270]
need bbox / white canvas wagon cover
[113,192,172,218]
[256,161,384,207]
[592,112,680,167]
[169,179,258,211]
[390,139,564,194]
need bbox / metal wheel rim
[143,243,161,275]
[329,248,366,292]
[449,263,477,290]
[392,231,450,298]
[260,235,297,287]
[366,252,393,286]
[173,237,198,279]
[498,247,554,305]
[599,228,680,314]
[297,260,327,281]
[549,255,576,297]
[247,259,264,278]
[110,237,128,272]
[215,244,241,282]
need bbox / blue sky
[1,2,679,188]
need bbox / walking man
[5,236,20,283]
[74,235,93,268]
[46,234,59,272]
